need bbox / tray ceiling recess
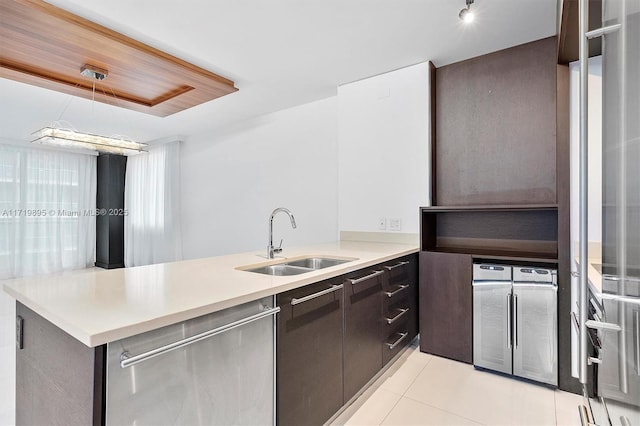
[0,0,238,117]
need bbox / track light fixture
[459,0,475,23]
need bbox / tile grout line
[377,391,404,425]
[401,394,487,426]
[399,355,432,397]
[372,360,430,424]
[361,355,433,426]
[375,349,432,425]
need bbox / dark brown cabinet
[343,267,384,402]
[276,277,344,426]
[275,254,418,425]
[381,255,418,365]
[418,206,560,365]
[16,303,105,426]
[419,251,473,363]
[433,37,559,207]
[425,33,575,393]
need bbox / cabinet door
[512,283,557,385]
[276,278,344,426]
[406,254,419,341]
[343,267,384,402]
[419,251,473,363]
[473,282,513,374]
[16,303,104,426]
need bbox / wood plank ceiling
[0,0,238,117]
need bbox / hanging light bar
[31,127,147,155]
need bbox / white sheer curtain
[0,143,96,425]
[124,141,182,267]
[0,144,96,278]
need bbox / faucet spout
[268,208,296,259]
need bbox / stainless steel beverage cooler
[473,264,558,386]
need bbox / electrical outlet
[378,217,387,230]
[389,218,402,232]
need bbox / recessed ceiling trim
[0,61,198,108]
[0,0,237,117]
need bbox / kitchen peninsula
[3,240,418,425]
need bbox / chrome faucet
[268,207,297,259]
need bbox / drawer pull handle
[585,319,621,332]
[348,270,384,285]
[291,285,343,306]
[386,308,409,325]
[386,332,408,350]
[585,23,622,39]
[634,310,640,376]
[384,261,410,271]
[385,284,409,298]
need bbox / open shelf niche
[420,205,559,264]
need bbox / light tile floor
[332,342,583,426]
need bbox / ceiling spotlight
[459,0,475,23]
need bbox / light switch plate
[378,218,387,230]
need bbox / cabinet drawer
[383,256,414,289]
[384,329,410,364]
[384,282,411,301]
[383,283,411,313]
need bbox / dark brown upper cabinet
[433,37,559,206]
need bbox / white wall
[181,97,339,259]
[338,62,431,235]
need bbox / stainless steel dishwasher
[473,264,557,386]
[105,296,279,425]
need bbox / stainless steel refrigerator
[576,0,640,424]
[473,264,558,386]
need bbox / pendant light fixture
[31,126,147,155]
[459,0,475,23]
[30,64,147,155]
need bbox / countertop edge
[4,244,418,347]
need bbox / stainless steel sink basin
[244,264,313,276]
[285,257,352,269]
[239,256,357,276]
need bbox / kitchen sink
[285,257,351,269]
[239,256,357,276]
[244,264,315,276]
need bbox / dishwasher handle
[635,310,640,376]
[120,306,281,368]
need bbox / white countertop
[2,241,417,347]
[586,258,602,295]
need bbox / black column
[95,154,127,269]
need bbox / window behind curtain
[124,141,182,267]
[0,144,97,278]
[0,143,97,425]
